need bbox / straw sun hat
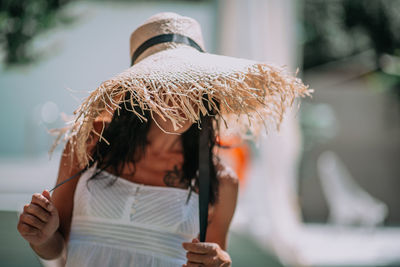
[52,12,312,168]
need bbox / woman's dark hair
[88,92,220,204]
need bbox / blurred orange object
[216,135,250,185]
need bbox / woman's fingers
[18,222,39,236]
[42,190,58,217]
[17,191,60,246]
[23,203,51,223]
[183,241,219,266]
[31,193,53,213]
[183,240,231,266]
[182,241,218,254]
[42,190,51,202]
[19,213,45,230]
[186,252,210,263]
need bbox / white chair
[317,150,388,226]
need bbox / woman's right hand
[17,190,60,246]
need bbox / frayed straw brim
[51,46,312,167]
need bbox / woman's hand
[182,238,232,267]
[17,190,60,246]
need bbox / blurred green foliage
[302,0,400,98]
[0,0,75,65]
[0,0,210,66]
[302,0,400,69]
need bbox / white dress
[65,166,199,267]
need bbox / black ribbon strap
[198,116,211,242]
[131,33,204,66]
[49,161,94,192]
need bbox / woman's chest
[118,153,185,187]
[74,170,199,235]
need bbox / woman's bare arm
[206,163,239,249]
[19,122,102,259]
[26,140,83,259]
[18,141,81,260]
[51,141,84,243]
[52,122,102,243]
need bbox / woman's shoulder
[214,159,239,191]
[206,159,238,246]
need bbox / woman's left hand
[182,238,232,267]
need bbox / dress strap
[185,178,196,205]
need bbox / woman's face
[151,112,194,134]
[152,98,199,134]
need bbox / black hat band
[131,33,205,66]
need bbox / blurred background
[1,0,399,266]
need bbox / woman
[17,12,310,266]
